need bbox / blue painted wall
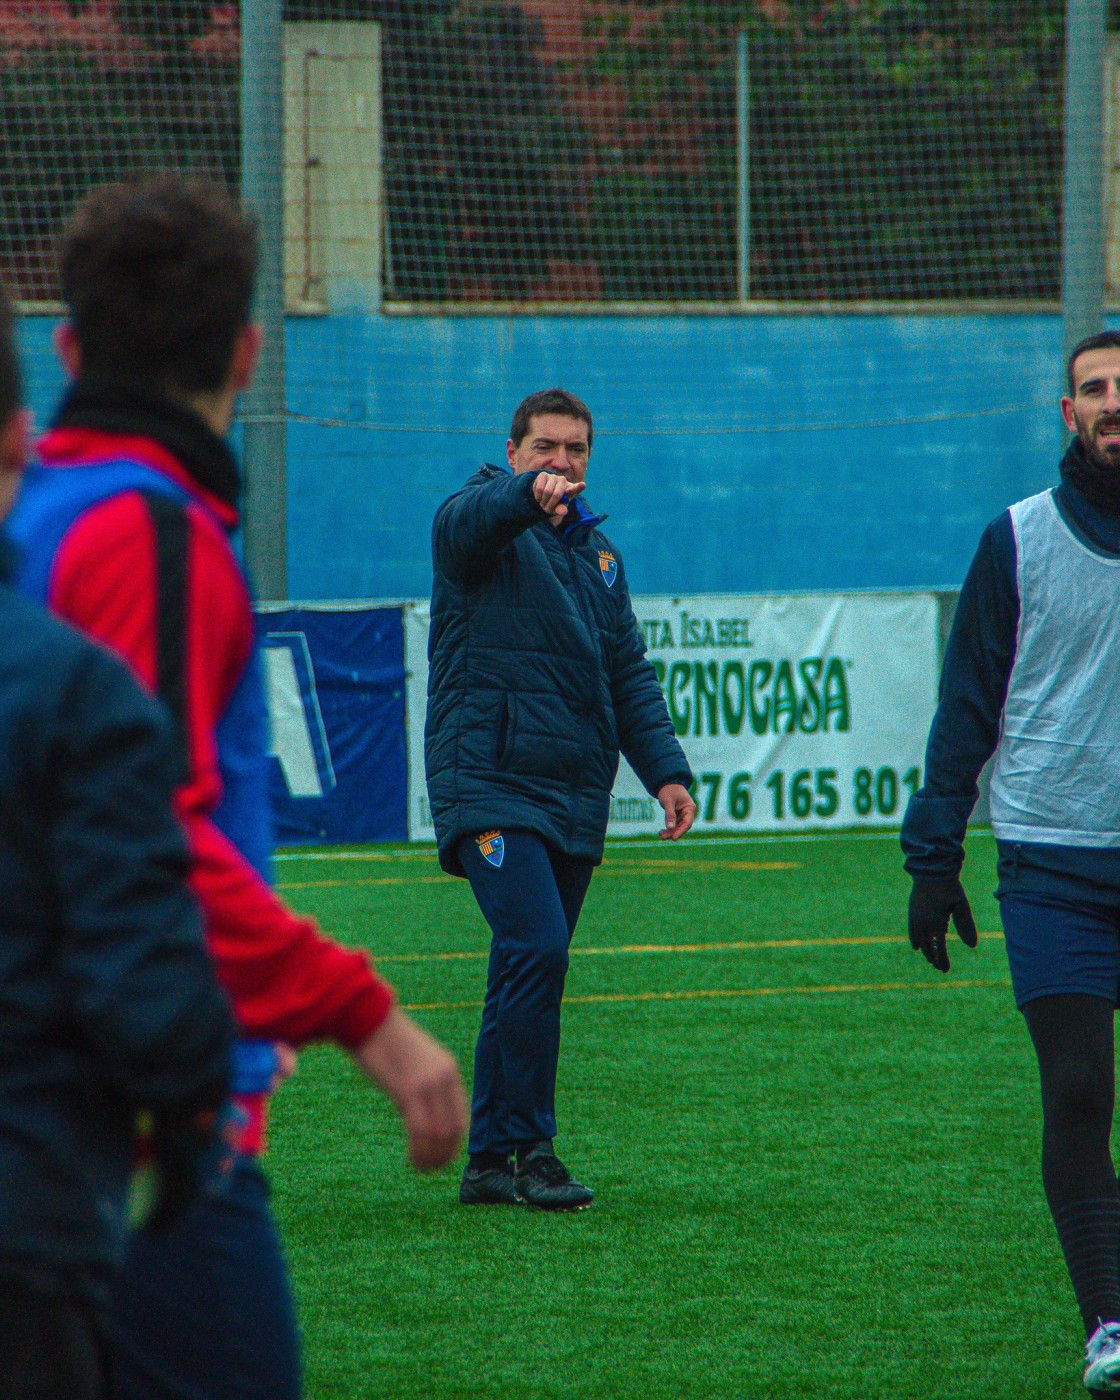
[17,311,1067,599]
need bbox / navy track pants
[0,1284,108,1399]
[458,829,594,1155]
[108,1157,301,1400]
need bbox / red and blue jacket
[8,379,395,1150]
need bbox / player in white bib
[902,331,1120,1394]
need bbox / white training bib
[990,488,1120,846]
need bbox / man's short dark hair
[0,282,20,424]
[509,388,594,449]
[1067,330,1120,395]
[58,175,258,395]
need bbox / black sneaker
[459,1163,523,1206]
[514,1143,594,1211]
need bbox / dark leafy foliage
[0,5,237,300]
[0,2,1087,302]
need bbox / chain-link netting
[0,3,238,304]
[0,3,1108,307]
[361,0,1067,305]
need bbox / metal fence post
[240,0,288,601]
[737,31,750,303]
[1061,0,1108,377]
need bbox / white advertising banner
[403,600,434,841]
[404,592,940,840]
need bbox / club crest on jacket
[597,550,618,588]
[476,830,505,868]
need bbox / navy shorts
[998,890,1120,1008]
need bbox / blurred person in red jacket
[0,284,237,1399]
[8,175,467,1400]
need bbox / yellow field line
[277,859,800,890]
[401,977,1011,1013]
[602,861,800,873]
[370,931,1005,964]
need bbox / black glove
[908,875,978,973]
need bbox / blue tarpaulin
[257,606,408,844]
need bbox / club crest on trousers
[598,550,618,588]
[476,830,504,868]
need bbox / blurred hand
[271,1043,297,1092]
[352,1008,468,1171]
[532,471,586,522]
[907,874,978,973]
[657,783,696,841]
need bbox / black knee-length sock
[1024,994,1120,1335]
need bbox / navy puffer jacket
[425,464,692,875]
[0,537,233,1307]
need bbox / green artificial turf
[266,829,1091,1399]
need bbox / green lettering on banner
[823,658,851,731]
[721,661,746,736]
[668,660,692,735]
[670,614,753,652]
[772,660,797,733]
[650,649,853,738]
[748,660,772,734]
[694,661,719,736]
[728,770,751,819]
[641,619,676,650]
[797,658,823,733]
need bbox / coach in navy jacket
[426,388,694,1211]
[901,331,1120,1390]
[427,469,692,872]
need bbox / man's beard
[1079,421,1120,471]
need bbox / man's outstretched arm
[433,470,575,583]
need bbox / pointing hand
[533,472,586,521]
